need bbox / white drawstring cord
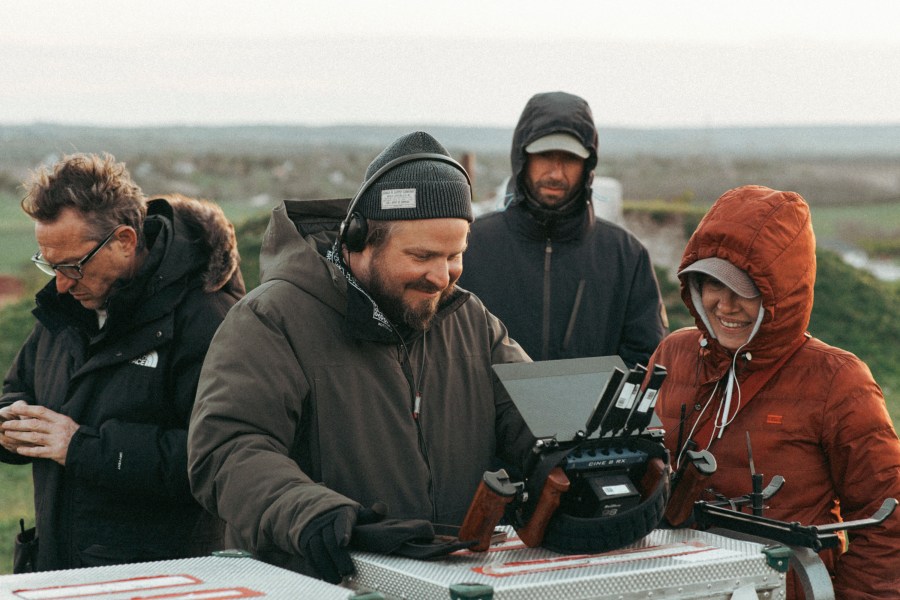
[676,378,719,470]
[715,351,744,439]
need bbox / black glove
[298,506,357,584]
[351,517,434,554]
[392,534,477,559]
[352,512,477,560]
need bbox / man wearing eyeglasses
[0,154,245,572]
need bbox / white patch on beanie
[380,188,417,209]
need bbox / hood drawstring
[714,343,756,440]
[677,336,754,468]
[716,364,738,440]
[677,366,719,469]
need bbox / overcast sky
[3,0,900,128]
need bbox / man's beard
[366,259,454,331]
[527,176,577,206]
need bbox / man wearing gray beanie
[188,132,535,584]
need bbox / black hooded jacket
[1,197,244,571]
[459,91,666,366]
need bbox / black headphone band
[339,151,471,242]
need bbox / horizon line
[5,121,900,131]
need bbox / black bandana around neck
[326,240,399,343]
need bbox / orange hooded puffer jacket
[650,185,900,599]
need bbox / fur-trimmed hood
[32,194,245,334]
[149,194,245,295]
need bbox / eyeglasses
[31,226,123,280]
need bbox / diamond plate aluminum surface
[0,555,353,599]
[350,528,787,600]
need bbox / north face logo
[131,351,159,368]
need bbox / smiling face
[699,275,762,351]
[352,218,469,331]
[524,150,585,207]
[34,207,138,310]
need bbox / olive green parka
[188,199,534,575]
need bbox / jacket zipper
[541,239,552,360]
[399,338,437,519]
[563,279,586,352]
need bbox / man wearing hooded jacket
[653,185,900,599]
[459,91,667,366]
[0,154,245,571]
[188,132,535,584]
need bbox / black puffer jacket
[460,91,667,366]
[1,196,244,570]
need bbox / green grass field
[811,202,900,253]
[0,192,37,275]
[0,466,34,574]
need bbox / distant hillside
[1,125,897,278]
[3,123,900,163]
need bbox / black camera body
[492,357,671,554]
[560,436,655,518]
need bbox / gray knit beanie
[356,131,473,222]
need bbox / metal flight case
[349,526,787,599]
[0,554,368,600]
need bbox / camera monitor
[493,356,627,442]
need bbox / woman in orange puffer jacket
[651,185,900,599]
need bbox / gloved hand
[351,517,434,554]
[351,504,477,559]
[298,506,357,583]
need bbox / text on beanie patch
[381,188,417,209]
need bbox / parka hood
[34,195,244,332]
[678,185,816,369]
[259,198,349,314]
[149,195,245,295]
[509,91,598,211]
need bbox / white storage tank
[590,176,624,225]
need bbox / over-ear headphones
[339,152,471,252]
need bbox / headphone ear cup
[343,213,368,252]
